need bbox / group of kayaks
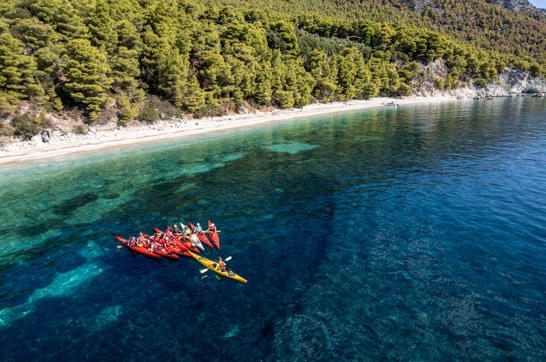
[114,220,247,284]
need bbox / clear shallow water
[0,97,545,361]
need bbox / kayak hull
[196,233,213,249]
[209,232,220,250]
[152,248,180,260]
[187,251,247,284]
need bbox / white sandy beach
[0,96,458,167]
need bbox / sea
[0,96,545,362]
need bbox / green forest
[0,0,544,137]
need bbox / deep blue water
[0,97,545,362]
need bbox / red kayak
[189,222,214,249]
[207,220,220,250]
[174,249,191,258]
[179,240,198,253]
[115,236,161,261]
[196,233,213,249]
[164,244,189,257]
[150,245,180,260]
[159,240,192,258]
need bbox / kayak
[188,234,205,251]
[150,245,180,260]
[114,236,161,261]
[177,239,200,254]
[187,251,247,284]
[164,244,191,258]
[189,222,214,249]
[209,232,220,250]
[196,233,213,249]
[207,220,220,250]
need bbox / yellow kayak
[187,251,247,284]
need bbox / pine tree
[10,18,59,55]
[0,31,44,110]
[182,74,206,113]
[61,39,112,121]
[267,20,300,58]
[86,0,118,53]
[30,0,89,40]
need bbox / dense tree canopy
[0,0,543,124]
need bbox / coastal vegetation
[0,0,544,138]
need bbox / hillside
[0,0,544,142]
[486,0,538,12]
[210,0,546,63]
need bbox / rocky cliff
[485,0,537,11]
[410,59,546,97]
[398,0,543,13]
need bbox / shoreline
[0,96,458,167]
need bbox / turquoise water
[0,97,545,361]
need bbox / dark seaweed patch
[260,319,274,339]
[53,193,99,215]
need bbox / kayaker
[217,256,226,272]
[195,223,203,233]
[208,223,216,232]
[137,233,147,247]
[173,224,182,234]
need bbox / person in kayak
[173,224,182,234]
[195,223,203,233]
[138,233,147,247]
[217,256,226,272]
[208,223,217,232]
